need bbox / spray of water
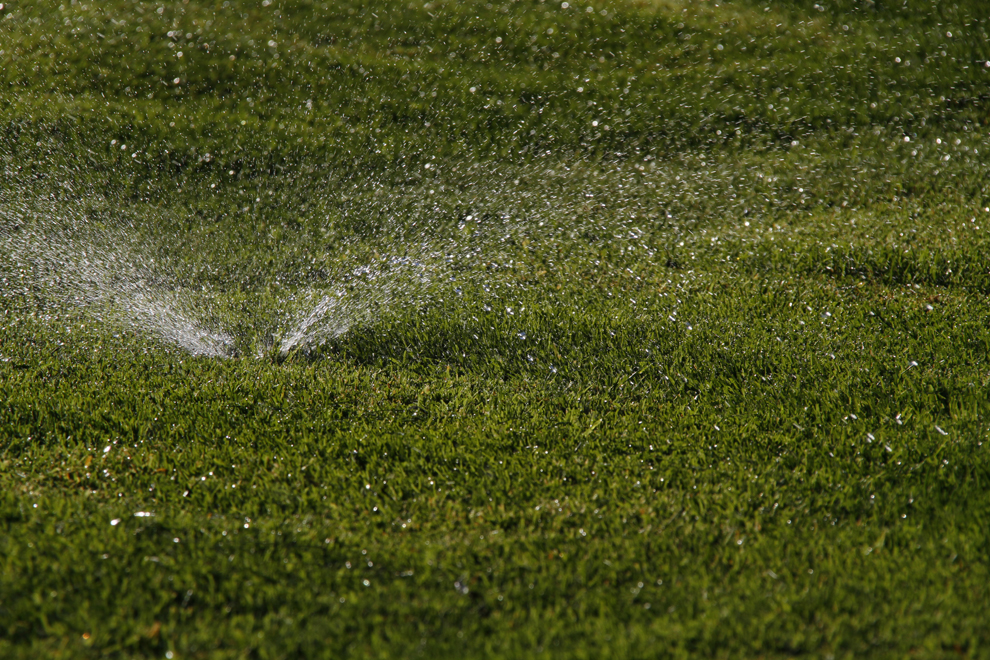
[0,198,235,357]
[278,255,435,357]
[0,184,520,360]
[1,154,762,360]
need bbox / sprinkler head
[276,333,305,364]
[249,333,285,363]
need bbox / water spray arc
[1,157,709,360]
[1,201,237,358]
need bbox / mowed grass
[2,0,990,658]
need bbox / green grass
[2,0,990,657]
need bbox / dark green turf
[2,0,990,658]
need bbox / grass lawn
[2,0,990,657]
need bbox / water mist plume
[0,201,235,358]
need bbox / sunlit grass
[1,0,990,658]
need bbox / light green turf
[2,0,990,658]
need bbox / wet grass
[2,0,990,658]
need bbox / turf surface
[2,0,990,657]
